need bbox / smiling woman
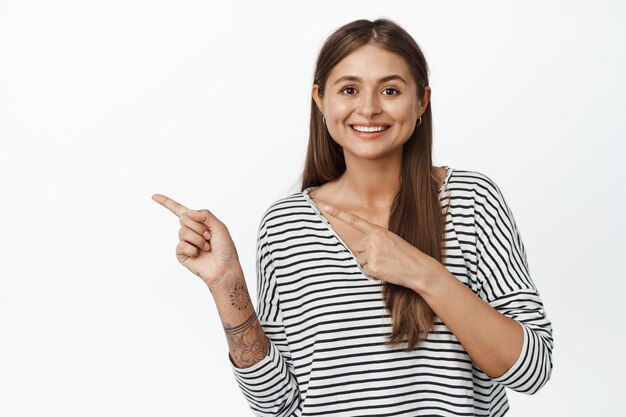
[154,17,554,417]
[311,44,428,159]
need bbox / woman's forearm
[413,267,524,378]
[206,266,269,369]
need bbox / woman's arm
[322,173,553,394]
[206,266,269,369]
[412,269,524,378]
[211,259,302,417]
[152,194,270,368]
[226,215,302,417]
[152,194,301,415]
[411,175,553,394]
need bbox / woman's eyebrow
[333,75,408,85]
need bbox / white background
[1,1,624,416]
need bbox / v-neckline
[301,166,454,282]
[302,186,377,281]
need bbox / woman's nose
[357,91,382,119]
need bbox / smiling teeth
[352,125,387,132]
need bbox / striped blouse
[230,166,554,416]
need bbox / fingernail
[204,242,210,251]
[204,231,211,239]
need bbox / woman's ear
[312,84,324,113]
[419,86,431,115]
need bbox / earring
[417,116,422,126]
[322,116,327,125]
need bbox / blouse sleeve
[229,214,302,416]
[474,174,554,395]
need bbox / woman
[153,18,553,417]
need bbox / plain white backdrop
[1,1,624,416]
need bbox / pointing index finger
[152,194,189,217]
[323,205,377,234]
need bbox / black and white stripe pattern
[231,167,554,416]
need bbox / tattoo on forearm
[229,282,251,311]
[224,313,269,368]
[224,313,256,334]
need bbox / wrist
[410,258,450,295]
[205,266,244,293]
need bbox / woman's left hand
[323,204,445,291]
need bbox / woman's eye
[340,87,399,96]
[383,88,400,96]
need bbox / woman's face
[312,43,431,161]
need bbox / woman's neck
[333,155,402,211]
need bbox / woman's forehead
[327,44,413,83]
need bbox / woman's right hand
[152,194,241,289]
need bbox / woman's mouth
[349,124,390,139]
[350,124,390,132]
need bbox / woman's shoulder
[447,167,507,198]
[446,167,518,227]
